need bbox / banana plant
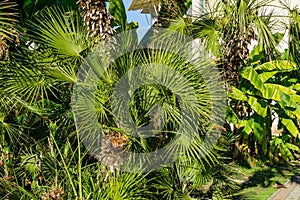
[227,44,300,160]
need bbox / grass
[231,159,300,200]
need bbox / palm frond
[30,6,90,63]
[0,0,19,41]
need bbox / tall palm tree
[191,0,278,85]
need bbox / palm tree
[190,0,278,85]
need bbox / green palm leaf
[31,6,90,63]
[0,0,19,41]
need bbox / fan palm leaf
[0,0,19,59]
[73,29,226,173]
[0,0,19,41]
[30,6,90,63]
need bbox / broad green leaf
[265,88,282,101]
[274,137,282,146]
[285,143,300,151]
[255,60,297,71]
[109,0,127,30]
[290,95,300,120]
[280,93,300,117]
[288,78,298,84]
[228,87,248,101]
[284,98,300,120]
[263,84,297,101]
[281,104,296,119]
[23,0,35,18]
[258,71,277,82]
[241,67,265,91]
[281,93,294,107]
[238,120,248,128]
[291,83,300,91]
[253,121,264,141]
[291,94,300,103]
[282,118,299,138]
[282,145,295,160]
[243,119,254,135]
[249,43,264,64]
[248,96,268,117]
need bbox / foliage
[0,3,235,199]
[227,43,300,161]
[0,0,300,199]
[0,0,19,41]
[168,0,300,163]
[0,0,20,60]
[16,0,77,23]
[31,6,90,62]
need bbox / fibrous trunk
[77,0,114,41]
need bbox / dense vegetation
[0,0,299,199]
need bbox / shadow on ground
[232,161,300,200]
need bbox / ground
[232,159,300,199]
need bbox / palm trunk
[77,0,114,42]
[221,28,255,85]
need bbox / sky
[124,0,152,28]
[123,0,153,41]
